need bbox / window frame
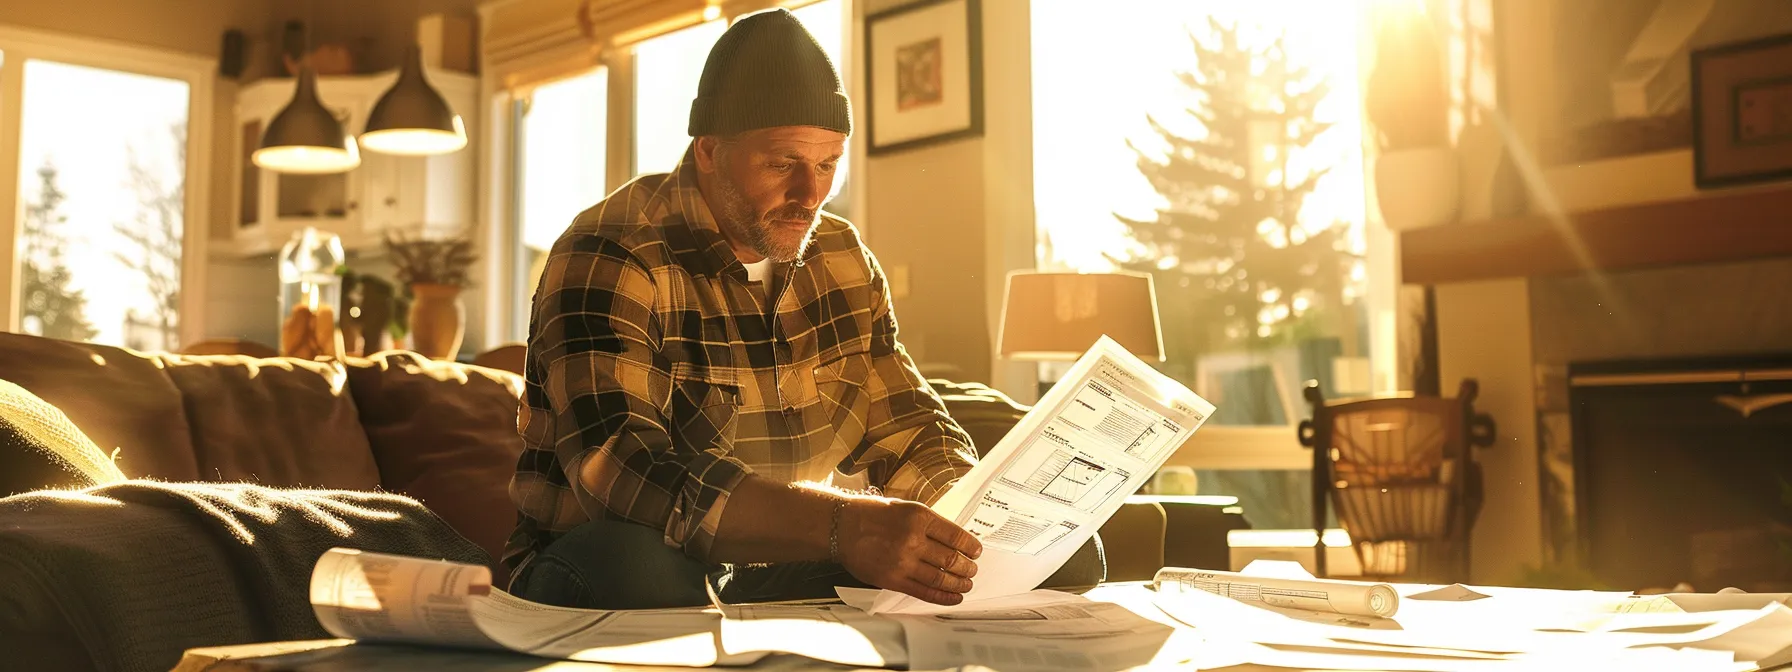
[0,24,214,349]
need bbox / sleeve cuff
[666,450,754,561]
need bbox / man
[504,8,986,609]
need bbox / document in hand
[867,335,1216,615]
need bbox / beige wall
[1434,279,1542,584]
[0,0,271,58]
[858,0,1033,395]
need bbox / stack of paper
[1148,561,1792,672]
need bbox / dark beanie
[688,8,853,137]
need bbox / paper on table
[894,598,1181,672]
[715,603,906,668]
[1600,603,1792,670]
[309,548,756,667]
[868,336,1215,615]
[1197,639,1750,672]
[1151,581,1764,672]
[1667,592,1792,613]
[837,586,1084,613]
[1407,584,1494,602]
[471,591,758,666]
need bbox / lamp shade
[997,271,1164,361]
[360,45,467,156]
[253,64,361,174]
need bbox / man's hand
[837,497,983,605]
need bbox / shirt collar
[667,143,750,280]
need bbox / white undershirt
[744,258,774,283]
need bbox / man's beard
[710,173,819,264]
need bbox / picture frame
[1692,32,1792,190]
[863,0,983,155]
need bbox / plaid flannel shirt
[504,149,977,577]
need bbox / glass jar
[278,226,346,328]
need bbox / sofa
[0,330,1179,670]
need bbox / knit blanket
[0,480,490,672]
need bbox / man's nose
[788,167,827,210]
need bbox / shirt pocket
[668,362,741,453]
[810,349,873,440]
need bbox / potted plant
[383,227,477,360]
[1365,1,1456,230]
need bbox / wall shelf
[1399,184,1792,285]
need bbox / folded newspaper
[866,335,1215,614]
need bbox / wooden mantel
[1399,186,1792,285]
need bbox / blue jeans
[511,519,1108,610]
[510,519,873,609]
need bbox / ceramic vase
[1374,147,1460,231]
[407,283,464,360]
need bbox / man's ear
[693,136,721,173]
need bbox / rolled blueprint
[1154,567,1400,619]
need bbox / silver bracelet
[828,498,849,562]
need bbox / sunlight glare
[1032,0,1365,274]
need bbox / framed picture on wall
[864,0,983,155]
[1692,33,1792,189]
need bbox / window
[511,68,609,337]
[788,0,853,216]
[1,28,209,351]
[1031,1,1385,530]
[632,20,727,175]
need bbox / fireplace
[1568,354,1792,592]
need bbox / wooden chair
[471,343,526,376]
[1297,379,1496,583]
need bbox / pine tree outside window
[0,27,212,351]
[1032,1,1397,531]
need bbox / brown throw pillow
[0,333,198,480]
[344,351,526,586]
[159,354,380,490]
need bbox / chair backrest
[471,343,526,376]
[1326,396,1464,490]
[1298,379,1495,582]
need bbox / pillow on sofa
[158,355,381,490]
[0,333,199,480]
[344,351,526,586]
[0,378,126,498]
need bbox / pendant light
[253,12,360,174]
[253,65,362,173]
[359,44,467,155]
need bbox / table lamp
[997,270,1165,367]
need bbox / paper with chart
[867,335,1215,614]
[309,547,759,667]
